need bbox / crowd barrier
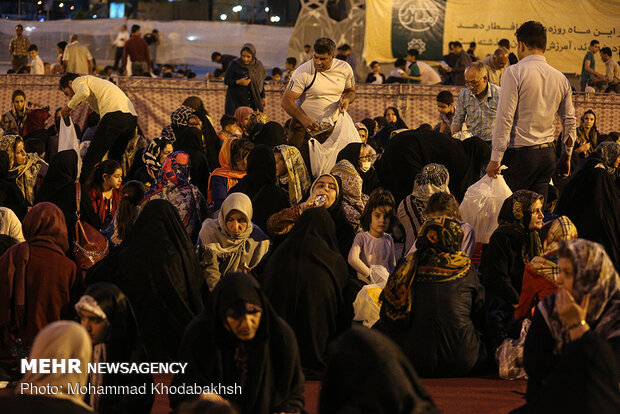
[1,74,619,141]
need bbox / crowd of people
[1,20,620,414]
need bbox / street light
[59,2,64,7]
[270,15,280,23]
[232,5,242,12]
[220,13,228,20]
[265,6,269,12]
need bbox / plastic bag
[58,117,82,177]
[496,318,531,380]
[460,175,512,244]
[369,265,390,288]
[353,284,383,328]
[308,110,361,176]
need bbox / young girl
[101,180,146,246]
[348,188,397,284]
[197,192,270,291]
[87,160,123,229]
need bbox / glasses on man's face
[465,78,484,86]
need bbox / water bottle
[314,194,326,207]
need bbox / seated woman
[0,150,27,220]
[377,216,486,377]
[197,192,270,291]
[481,190,544,317]
[515,216,578,320]
[20,109,52,152]
[0,321,92,413]
[207,138,253,211]
[398,163,450,254]
[520,239,620,413]
[0,134,47,206]
[182,95,222,169]
[171,273,305,414]
[229,145,290,231]
[234,106,253,135]
[330,156,368,230]
[267,173,355,260]
[320,327,440,414]
[143,151,208,243]
[134,137,174,188]
[101,180,145,247]
[556,141,620,269]
[174,126,211,197]
[262,208,350,378]
[0,202,80,361]
[86,199,205,360]
[274,144,311,205]
[0,90,30,134]
[248,121,286,148]
[76,283,154,413]
[336,142,381,196]
[87,159,123,229]
[242,112,269,141]
[0,206,24,242]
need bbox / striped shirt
[452,82,500,141]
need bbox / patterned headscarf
[144,151,192,201]
[171,105,195,127]
[528,216,578,283]
[539,239,620,353]
[331,159,368,227]
[594,141,620,175]
[410,163,450,202]
[160,125,175,142]
[142,137,172,179]
[380,216,471,329]
[275,144,311,205]
[0,134,46,205]
[498,189,544,263]
[245,112,269,137]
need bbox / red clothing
[89,187,122,227]
[122,35,151,68]
[514,263,558,319]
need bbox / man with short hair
[580,40,601,91]
[451,42,472,85]
[487,21,576,202]
[498,39,518,65]
[59,73,138,182]
[122,25,151,76]
[482,48,509,86]
[62,35,94,75]
[211,51,236,72]
[467,42,478,61]
[337,44,357,80]
[9,25,30,72]
[593,47,620,93]
[112,24,129,71]
[283,57,297,81]
[451,62,500,143]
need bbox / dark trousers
[12,55,28,72]
[502,146,555,201]
[113,47,124,70]
[79,111,137,183]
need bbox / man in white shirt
[487,21,576,202]
[59,73,138,182]
[112,24,129,72]
[27,44,44,75]
[62,34,94,75]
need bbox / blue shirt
[580,52,595,83]
[452,82,500,141]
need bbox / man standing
[482,48,509,86]
[337,44,357,80]
[580,40,601,91]
[62,35,94,75]
[450,42,473,86]
[9,24,30,72]
[451,62,500,143]
[112,24,129,72]
[404,49,422,84]
[487,21,576,202]
[122,25,151,76]
[144,29,161,67]
[211,52,236,72]
[593,47,620,93]
[59,73,138,182]
[498,39,518,65]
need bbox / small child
[218,114,240,146]
[348,188,397,284]
[283,57,297,81]
[27,44,44,75]
[434,91,455,134]
[270,67,282,83]
[387,58,408,83]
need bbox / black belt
[511,142,554,151]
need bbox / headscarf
[539,239,620,354]
[594,141,620,175]
[384,107,408,130]
[171,105,194,128]
[160,125,175,142]
[198,192,270,276]
[0,134,47,205]
[171,273,305,414]
[35,149,78,203]
[320,327,439,414]
[141,137,171,180]
[497,189,544,263]
[144,150,192,198]
[0,150,27,219]
[330,159,368,227]
[411,163,450,201]
[528,216,578,283]
[245,112,270,139]
[234,43,268,112]
[575,109,598,157]
[20,108,51,138]
[0,202,69,332]
[19,321,92,410]
[235,106,254,132]
[207,137,247,203]
[336,142,380,195]
[249,121,286,148]
[275,144,311,205]
[230,145,276,200]
[381,216,471,329]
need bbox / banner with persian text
[366,0,620,74]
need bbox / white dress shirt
[68,75,137,117]
[491,54,576,162]
[113,31,130,48]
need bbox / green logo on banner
[391,0,446,60]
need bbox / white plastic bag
[369,265,390,288]
[353,284,383,328]
[308,110,361,176]
[496,318,531,380]
[58,117,82,177]
[460,175,512,244]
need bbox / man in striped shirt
[9,24,30,72]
